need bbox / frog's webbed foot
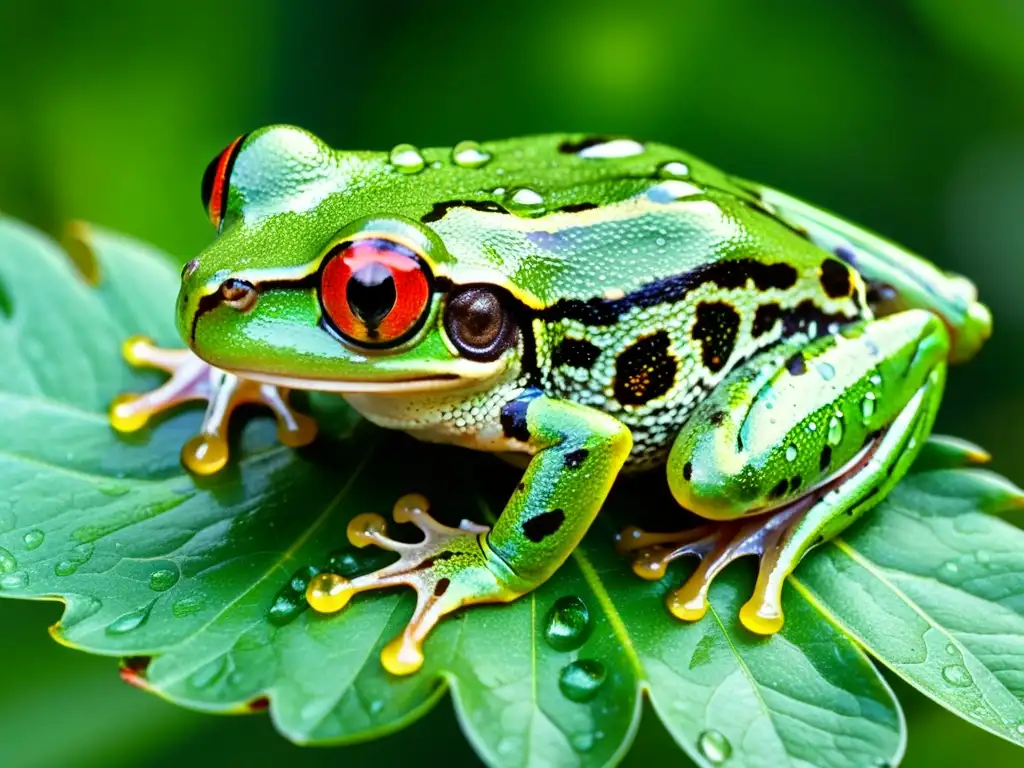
[109,335,317,474]
[306,494,522,676]
[615,501,810,635]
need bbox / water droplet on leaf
[698,730,732,764]
[941,664,972,687]
[22,530,44,550]
[0,546,16,573]
[0,571,28,590]
[558,659,606,702]
[106,601,154,636]
[149,569,178,592]
[544,595,592,652]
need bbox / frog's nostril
[219,278,258,312]
[181,258,200,281]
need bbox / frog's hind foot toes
[616,505,807,635]
[306,494,521,676]
[110,336,317,475]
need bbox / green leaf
[2,215,1019,766]
[793,468,1024,748]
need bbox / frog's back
[420,135,870,467]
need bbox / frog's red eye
[320,239,432,347]
[201,134,247,228]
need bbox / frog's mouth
[226,358,507,395]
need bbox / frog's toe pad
[111,336,317,475]
[617,506,804,635]
[306,494,521,675]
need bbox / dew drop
[941,664,972,687]
[544,596,592,652]
[22,530,44,550]
[827,416,844,446]
[389,143,425,174]
[698,729,732,764]
[190,656,228,690]
[451,140,491,169]
[945,643,957,656]
[149,569,178,592]
[106,601,154,636]
[785,445,798,462]
[570,732,596,753]
[558,659,606,702]
[578,139,644,159]
[0,571,28,590]
[0,546,16,574]
[1017,723,1024,735]
[98,482,130,497]
[861,392,877,420]
[172,594,206,618]
[647,179,702,204]
[505,187,546,216]
[658,160,690,178]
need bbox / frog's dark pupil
[347,262,396,334]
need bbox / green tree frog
[110,127,991,675]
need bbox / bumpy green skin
[159,126,991,648]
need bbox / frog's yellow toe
[667,585,708,622]
[181,434,229,476]
[347,513,389,548]
[739,600,784,635]
[380,635,424,676]
[306,572,354,614]
[109,393,150,433]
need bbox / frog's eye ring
[200,134,247,229]
[320,239,432,348]
[443,287,517,362]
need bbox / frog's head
[177,125,523,395]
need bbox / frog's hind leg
[110,336,317,474]
[624,309,948,634]
[740,180,991,363]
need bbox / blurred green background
[1,1,1022,765]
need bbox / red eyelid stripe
[208,135,245,228]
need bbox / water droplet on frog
[941,664,972,687]
[578,138,644,159]
[0,571,28,590]
[817,362,836,381]
[558,659,606,702]
[106,601,154,636]
[451,140,491,169]
[785,445,798,462]
[0,546,16,574]
[190,656,228,690]
[505,187,546,216]
[544,595,592,652]
[389,143,425,174]
[658,160,690,178]
[827,416,844,446]
[698,730,732,764]
[22,530,44,550]
[861,392,877,420]
[869,373,882,387]
[647,179,702,204]
[149,569,178,592]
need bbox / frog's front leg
[619,309,948,634]
[306,391,632,675]
[109,336,317,474]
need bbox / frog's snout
[950,299,992,365]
